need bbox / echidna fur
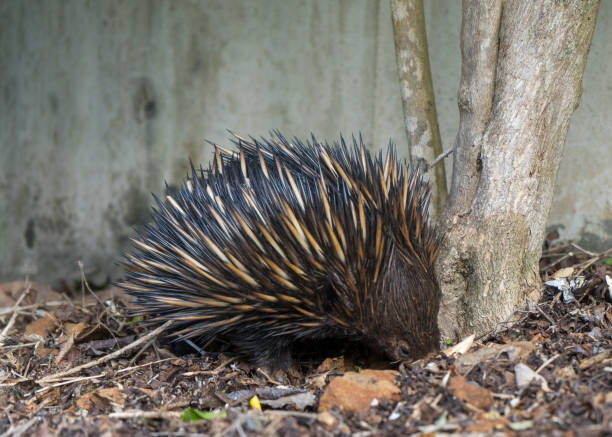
[120,132,442,367]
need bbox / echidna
[120,132,441,367]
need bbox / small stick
[36,320,172,384]
[78,261,105,307]
[35,358,174,392]
[182,356,237,377]
[0,416,40,437]
[0,283,32,346]
[576,248,612,275]
[569,242,597,257]
[542,252,574,271]
[257,367,282,386]
[117,357,174,374]
[109,410,183,420]
[536,354,560,374]
[0,300,100,316]
[535,304,555,326]
[129,337,155,365]
[0,342,37,351]
[429,147,455,169]
[0,377,30,388]
[35,373,106,394]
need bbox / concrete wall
[1,1,610,284]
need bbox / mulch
[0,239,610,436]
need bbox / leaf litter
[0,238,610,436]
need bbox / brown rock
[318,369,400,414]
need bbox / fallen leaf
[97,387,126,407]
[182,407,227,422]
[552,267,574,278]
[64,322,87,338]
[316,356,344,373]
[76,392,109,412]
[556,365,577,380]
[443,334,475,357]
[133,387,154,397]
[448,372,494,410]
[514,363,549,391]
[55,333,75,364]
[55,321,89,364]
[250,395,262,411]
[24,313,58,339]
[54,305,88,323]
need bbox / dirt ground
[0,239,610,436]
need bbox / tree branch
[391,0,447,217]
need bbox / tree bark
[391,0,447,218]
[437,0,600,339]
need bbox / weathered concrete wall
[0,1,610,283]
[547,3,612,250]
[0,0,408,283]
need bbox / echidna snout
[366,248,441,362]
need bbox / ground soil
[0,239,610,436]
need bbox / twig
[182,356,237,377]
[129,337,155,365]
[257,367,282,386]
[35,373,106,394]
[576,248,612,275]
[262,410,318,419]
[569,242,597,257]
[542,252,574,271]
[36,320,173,384]
[0,416,41,437]
[109,410,183,419]
[78,261,104,307]
[535,304,555,326]
[0,378,30,388]
[234,420,248,437]
[0,342,37,351]
[0,300,98,316]
[476,303,531,342]
[3,408,13,428]
[78,261,123,332]
[117,357,174,374]
[0,282,32,346]
[429,147,455,169]
[34,358,172,392]
[151,433,210,437]
[536,354,560,374]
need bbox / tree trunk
[391,0,447,218]
[437,0,600,339]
